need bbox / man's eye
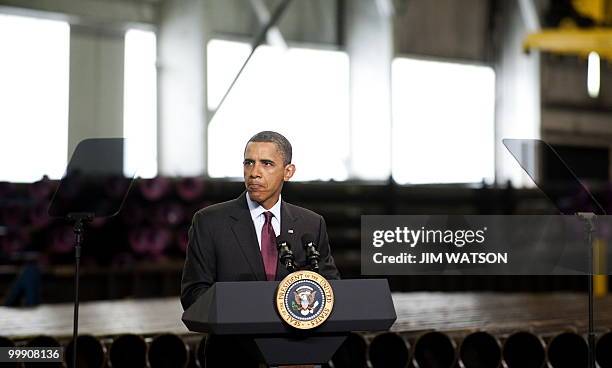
[244,161,253,166]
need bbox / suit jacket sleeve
[180,211,216,310]
[316,215,341,280]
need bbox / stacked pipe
[0,176,216,269]
[24,335,62,368]
[65,335,105,368]
[3,177,612,294]
[124,177,208,262]
[0,333,195,368]
[335,330,612,368]
[147,333,189,368]
[0,177,231,305]
[108,334,148,367]
[0,336,19,368]
[2,330,612,367]
[502,331,546,368]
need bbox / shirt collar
[246,192,282,220]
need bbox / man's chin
[247,190,265,202]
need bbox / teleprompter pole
[67,212,93,368]
[577,212,596,368]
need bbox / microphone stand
[303,242,320,273]
[577,212,596,368]
[67,212,93,368]
[277,240,296,273]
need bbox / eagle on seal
[294,290,317,315]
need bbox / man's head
[243,131,296,209]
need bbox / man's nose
[249,163,262,178]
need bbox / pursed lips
[247,183,265,190]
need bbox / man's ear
[284,164,296,181]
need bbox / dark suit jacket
[181,191,340,310]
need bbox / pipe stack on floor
[1,293,611,367]
[1,329,611,367]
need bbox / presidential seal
[275,270,334,330]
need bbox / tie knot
[263,211,273,223]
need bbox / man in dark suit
[181,131,340,367]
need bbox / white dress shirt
[246,192,281,250]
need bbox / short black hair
[245,131,292,165]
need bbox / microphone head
[301,233,316,246]
[276,236,289,250]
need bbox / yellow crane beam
[524,28,612,59]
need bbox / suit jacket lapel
[279,199,299,279]
[280,199,299,242]
[229,192,266,281]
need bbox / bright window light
[587,51,600,98]
[207,39,252,111]
[124,29,158,178]
[392,58,495,184]
[0,14,69,182]
[207,40,350,181]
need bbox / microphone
[276,236,296,272]
[301,233,320,273]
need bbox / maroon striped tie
[261,211,278,281]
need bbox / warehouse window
[207,39,252,111]
[124,29,158,178]
[392,58,495,184]
[207,39,350,181]
[0,14,69,182]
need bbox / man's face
[243,141,295,209]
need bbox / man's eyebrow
[243,158,276,164]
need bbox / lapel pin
[288,229,294,234]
